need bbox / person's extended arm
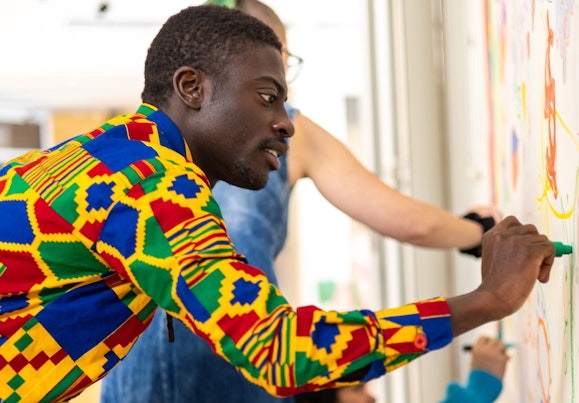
[107,163,554,397]
[288,112,498,250]
[106,168,452,396]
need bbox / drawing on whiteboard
[486,0,578,401]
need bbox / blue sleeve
[439,369,503,403]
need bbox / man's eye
[259,93,276,104]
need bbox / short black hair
[142,5,282,107]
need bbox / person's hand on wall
[470,336,509,380]
[438,335,510,403]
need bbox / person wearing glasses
[100,1,502,403]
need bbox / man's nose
[273,114,294,139]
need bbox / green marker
[552,241,573,257]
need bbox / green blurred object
[317,281,336,304]
[204,0,237,8]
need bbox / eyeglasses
[282,48,304,83]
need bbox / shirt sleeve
[439,370,503,403]
[97,167,454,397]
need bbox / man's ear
[173,66,205,110]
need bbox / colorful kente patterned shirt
[0,104,453,402]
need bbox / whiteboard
[486,0,579,401]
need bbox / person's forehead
[225,44,287,92]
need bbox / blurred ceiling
[0,0,203,110]
[0,0,357,112]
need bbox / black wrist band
[459,213,495,258]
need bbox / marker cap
[553,241,572,257]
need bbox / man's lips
[263,142,288,170]
[264,148,281,170]
[265,148,279,158]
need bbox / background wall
[442,0,500,397]
[483,0,579,402]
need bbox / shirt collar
[136,103,193,162]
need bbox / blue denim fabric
[100,105,297,403]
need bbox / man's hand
[478,215,555,318]
[447,215,554,337]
